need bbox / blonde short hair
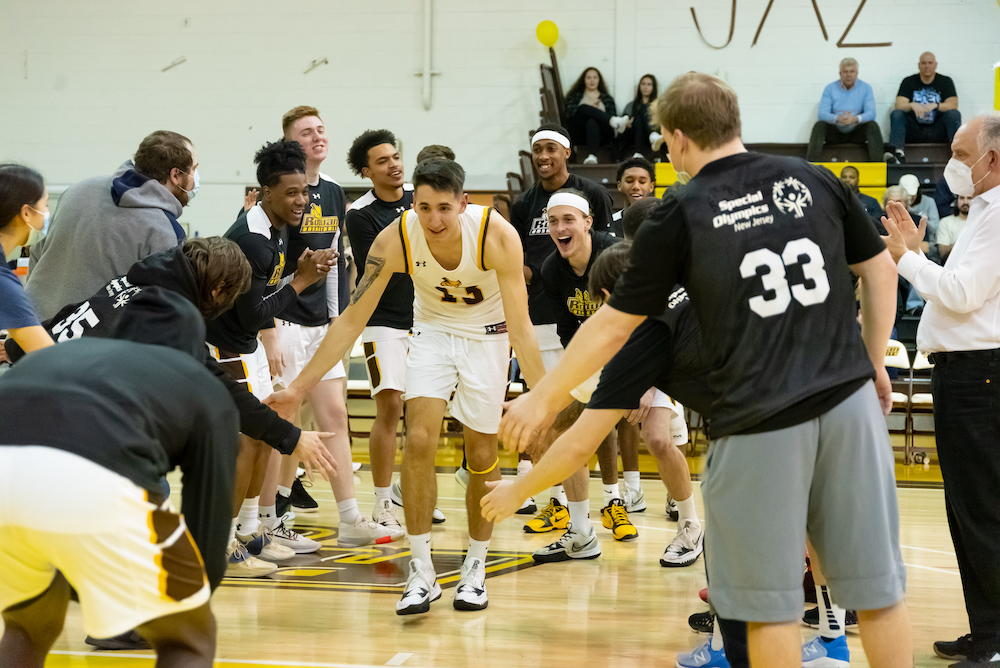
[654,72,741,150]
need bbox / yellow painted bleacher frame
[654,161,887,202]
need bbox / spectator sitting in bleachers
[839,165,882,221]
[806,58,883,163]
[936,194,971,263]
[899,173,940,262]
[934,178,955,219]
[888,52,960,163]
[564,67,630,165]
[620,74,659,158]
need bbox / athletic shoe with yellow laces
[523,498,569,534]
[601,498,638,541]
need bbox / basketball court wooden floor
[13,454,963,668]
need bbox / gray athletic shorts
[701,381,906,622]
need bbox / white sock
[276,484,292,498]
[710,616,724,651]
[337,498,362,525]
[817,585,847,639]
[228,518,239,545]
[408,531,434,575]
[258,504,277,523]
[237,496,260,534]
[568,500,591,532]
[551,485,567,505]
[602,484,620,507]
[623,470,641,492]
[374,486,391,503]
[467,538,489,562]
[517,459,532,477]
[676,494,700,528]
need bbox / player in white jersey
[267,158,545,615]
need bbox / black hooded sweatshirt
[4,246,300,454]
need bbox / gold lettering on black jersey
[566,288,599,318]
[268,252,285,286]
[300,204,339,234]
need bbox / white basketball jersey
[399,205,507,340]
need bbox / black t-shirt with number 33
[607,153,886,438]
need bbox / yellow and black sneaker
[601,499,638,541]
[523,498,570,534]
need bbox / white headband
[547,192,590,215]
[531,130,571,149]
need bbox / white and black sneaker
[515,496,538,515]
[660,520,704,567]
[395,558,441,615]
[532,524,602,563]
[623,484,646,513]
[373,497,403,530]
[453,556,488,611]
[390,478,446,524]
[666,493,679,522]
[264,516,321,554]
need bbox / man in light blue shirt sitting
[806,58,885,162]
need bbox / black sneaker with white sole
[395,558,441,615]
[933,634,973,661]
[290,477,318,513]
[802,606,858,631]
[688,611,714,634]
[453,556,488,611]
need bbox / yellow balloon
[536,20,559,48]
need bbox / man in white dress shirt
[882,114,1000,667]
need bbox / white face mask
[5,208,47,262]
[181,168,200,202]
[667,133,692,185]
[943,152,989,198]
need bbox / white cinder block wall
[1,0,998,237]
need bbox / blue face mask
[181,168,200,202]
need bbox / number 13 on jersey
[739,238,831,318]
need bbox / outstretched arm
[482,407,624,523]
[265,223,404,417]
[485,212,546,389]
[498,304,643,452]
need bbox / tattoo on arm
[351,255,385,305]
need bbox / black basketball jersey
[345,185,414,330]
[205,206,295,354]
[590,287,715,417]
[280,173,348,327]
[510,173,616,325]
[540,230,619,347]
[3,246,300,455]
[0,338,239,590]
[608,153,885,438]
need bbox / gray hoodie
[27,161,184,320]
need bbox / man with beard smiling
[509,124,615,526]
[205,140,335,578]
